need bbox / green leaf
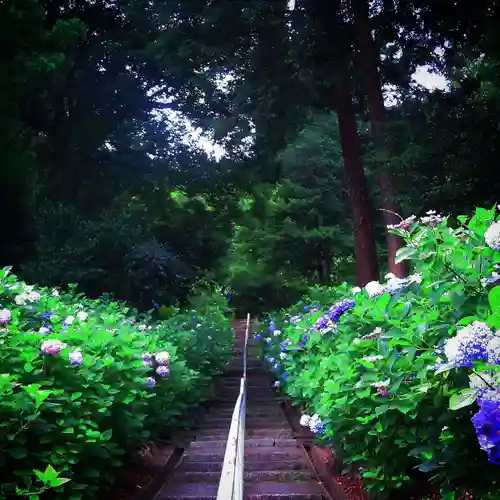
[395,246,418,264]
[50,477,71,488]
[9,447,27,459]
[489,286,500,313]
[43,465,59,483]
[449,388,479,410]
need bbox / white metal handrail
[216,314,250,500]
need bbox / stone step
[181,460,309,473]
[190,438,299,449]
[185,447,304,463]
[171,469,315,484]
[208,405,283,414]
[197,428,294,440]
[157,482,217,500]
[202,419,289,430]
[244,482,324,500]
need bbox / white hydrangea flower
[273,380,281,388]
[362,355,384,363]
[273,329,282,336]
[15,291,41,306]
[300,414,311,427]
[409,273,423,284]
[76,311,88,322]
[360,327,382,340]
[485,221,500,251]
[365,281,385,298]
[138,324,147,331]
[64,315,75,325]
[486,336,500,364]
[52,289,60,297]
[280,352,288,360]
[469,372,500,401]
[372,379,390,389]
[351,286,362,295]
[155,351,171,365]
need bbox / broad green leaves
[0,268,233,498]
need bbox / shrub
[256,206,500,499]
[0,268,233,499]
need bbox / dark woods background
[2,0,500,314]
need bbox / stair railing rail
[216,313,250,500]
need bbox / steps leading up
[155,320,324,500]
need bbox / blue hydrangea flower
[280,340,292,352]
[304,305,310,312]
[254,333,261,341]
[269,319,276,333]
[282,371,289,380]
[40,312,52,321]
[444,322,494,368]
[472,400,500,464]
[328,299,356,322]
[146,377,156,388]
[309,414,325,435]
[315,315,330,331]
[299,335,310,347]
[69,350,83,367]
[156,365,170,377]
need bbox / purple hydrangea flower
[472,400,500,464]
[315,315,330,331]
[41,339,67,355]
[146,377,156,388]
[156,365,170,377]
[328,299,356,321]
[143,352,154,362]
[0,309,12,326]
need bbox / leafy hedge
[256,206,500,499]
[0,269,233,499]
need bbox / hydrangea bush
[256,206,500,499]
[0,268,233,499]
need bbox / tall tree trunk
[336,73,380,286]
[351,0,408,277]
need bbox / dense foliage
[257,206,500,498]
[0,267,232,499]
[3,0,500,497]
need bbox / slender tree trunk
[336,74,380,286]
[351,0,408,277]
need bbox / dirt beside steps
[155,321,325,500]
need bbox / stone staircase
[155,320,324,500]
